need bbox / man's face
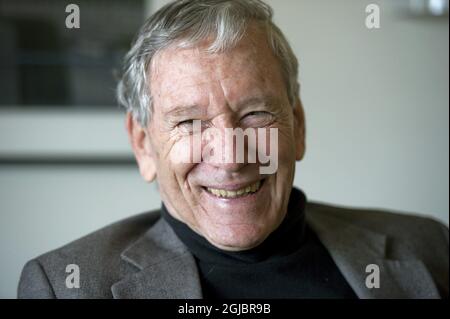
[128,29,305,251]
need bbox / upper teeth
[207,181,261,198]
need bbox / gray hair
[117,0,299,126]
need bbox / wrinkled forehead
[148,29,287,114]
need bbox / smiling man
[18,0,448,299]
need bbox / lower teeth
[207,182,261,198]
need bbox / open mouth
[203,179,265,199]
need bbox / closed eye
[176,119,208,134]
[175,119,197,134]
[241,111,274,127]
[244,111,269,117]
[178,119,195,126]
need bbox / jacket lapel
[111,217,202,299]
[306,206,440,298]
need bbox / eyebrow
[236,95,281,109]
[164,104,204,118]
[163,95,282,117]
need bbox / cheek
[259,125,296,169]
[168,136,192,164]
[158,135,197,189]
[276,117,297,153]
[278,131,296,161]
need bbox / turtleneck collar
[161,187,307,265]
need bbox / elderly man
[18,0,448,299]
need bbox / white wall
[274,0,449,224]
[0,0,448,298]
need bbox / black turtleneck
[161,188,357,299]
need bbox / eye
[241,111,274,127]
[177,119,195,127]
[176,119,205,133]
[245,111,268,117]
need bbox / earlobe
[125,113,157,183]
[293,98,306,161]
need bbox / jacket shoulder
[306,201,448,244]
[18,210,161,299]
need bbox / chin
[204,223,270,251]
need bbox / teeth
[206,181,261,198]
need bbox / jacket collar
[111,217,202,299]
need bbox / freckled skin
[127,27,306,251]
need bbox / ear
[126,113,157,182]
[293,97,306,161]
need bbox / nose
[201,117,252,173]
[208,158,247,172]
